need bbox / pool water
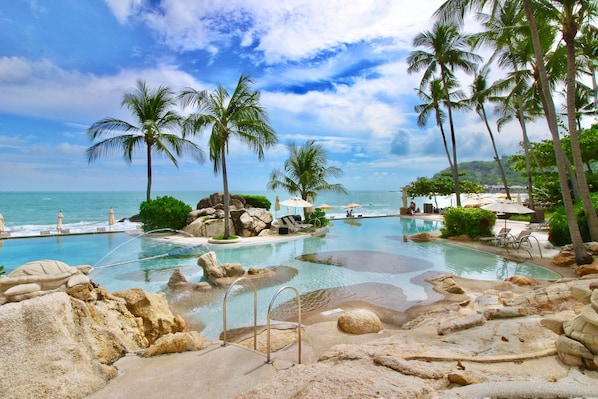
[1,217,560,339]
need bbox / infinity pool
[1,217,560,339]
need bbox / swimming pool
[1,217,560,339]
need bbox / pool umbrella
[481,200,534,228]
[317,203,334,210]
[0,213,4,232]
[463,196,493,208]
[280,196,312,215]
[109,208,116,230]
[343,202,361,209]
[57,211,64,233]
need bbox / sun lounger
[279,215,311,232]
[479,228,511,246]
[501,230,533,249]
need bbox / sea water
[0,190,407,236]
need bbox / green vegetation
[241,195,271,210]
[406,173,484,208]
[0,265,5,276]
[549,193,598,246]
[434,159,527,187]
[306,208,330,227]
[268,140,347,218]
[139,196,192,232]
[440,208,496,239]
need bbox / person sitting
[409,201,416,215]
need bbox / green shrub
[306,208,329,227]
[548,195,598,246]
[0,265,4,276]
[241,195,271,210]
[440,207,496,239]
[139,196,192,232]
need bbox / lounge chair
[479,227,511,246]
[280,215,311,232]
[501,230,533,249]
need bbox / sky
[0,0,572,194]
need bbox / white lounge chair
[479,227,511,246]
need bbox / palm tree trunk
[564,21,598,241]
[146,144,152,202]
[222,148,231,239]
[522,0,592,264]
[481,106,510,200]
[441,69,461,207]
[516,106,534,211]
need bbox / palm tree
[267,140,347,218]
[467,66,511,199]
[436,0,593,263]
[179,74,277,239]
[415,76,465,174]
[407,21,481,207]
[87,80,204,201]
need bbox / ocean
[0,190,417,237]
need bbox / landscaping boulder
[337,309,383,334]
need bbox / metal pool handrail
[266,286,302,364]
[222,277,257,350]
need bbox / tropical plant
[306,208,330,227]
[408,21,482,207]
[267,140,347,218]
[440,207,496,239]
[240,194,271,210]
[139,195,192,232]
[180,74,277,239]
[0,265,5,276]
[87,80,205,201]
[406,174,484,209]
[435,0,593,264]
[466,66,511,199]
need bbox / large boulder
[337,309,383,334]
[185,192,273,237]
[113,288,185,345]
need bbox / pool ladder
[221,277,302,364]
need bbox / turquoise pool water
[1,217,560,339]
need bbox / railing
[266,286,302,364]
[222,277,257,350]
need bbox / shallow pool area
[1,216,561,339]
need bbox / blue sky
[0,0,564,193]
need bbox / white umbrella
[482,200,535,228]
[0,213,4,232]
[343,202,361,209]
[109,208,116,230]
[280,197,312,208]
[463,196,493,208]
[57,211,64,233]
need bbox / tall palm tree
[179,74,277,239]
[415,76,465,174]
[436,0,593,263]
[407,21,482,207]
[467,66,511,199]
[86,80,204,201]
[267,140,347,218]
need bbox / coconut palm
[267,140,347,218]
[436,0,593,264]
[179,74,277,239]
[467,66,511,199]
[86,80,204,201]
[407,21,482,207]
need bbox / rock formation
[197,251,276,287]
[183,192,273,238]
[0,260,207,399]
[0,259,93,304]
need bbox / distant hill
[433,158,527,186]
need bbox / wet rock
[167,267,188,288]
[506,275,537,286]
[222,262,245,277]
[552,252,576,267]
